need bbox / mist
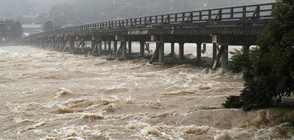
[0,0,276,27]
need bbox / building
[22,24,43,38]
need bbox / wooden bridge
[23,3,275,69]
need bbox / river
[0,45,293,140]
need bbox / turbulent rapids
[0,46,293,140]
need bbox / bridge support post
[197,42,202,62]
[97,41,102,56]
[213,43,217,60]
[121,41,127,60]
[179,42,184,62]
[62,40,67,52]
[113,41,118,54]
[81,39,85,54]
[221,45,229,68]
[69,37,75,54]
[52,41,57,50]
[43,40,48,49]
[46,41,51,49]
[140,41,145,57]
[202,43,207,53]
[108,41,112,52]
[171,42,175,56]
[158,42,164,65]
[91,40,96,55]
[104,41,107,51]
[128,41,132,54]
[54,41,59,51]
[243,45,250,59]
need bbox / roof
[22,24,42,29]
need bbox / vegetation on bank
[224,0,294,111]
[0,20,22,44]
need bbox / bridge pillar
[91,40,96,55]
[128,41,132,54]
[243,45,250,59]
[97,41,102,56]
[221,45,229,68]
[52,40,57,50]
[69,37,75,54]
[197,42,202,62]
[104,41,107,51]
[202,43,207,53]
[108,41,112,52]
[140,41,145,57]
[113,41,118,53]
[121,41,127,60]
[62,39,67,52]
[171,42,175,56]
[213,43,217,60]
[42,40,47,48]
[55,41,60,51]
[179,42,184,62]
[158,42,164,65]
[45,41,50,49]
[81,39,85,54]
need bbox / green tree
[224,0,294,111]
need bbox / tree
[0,20,22,43]
[42,21,54,31]
[224,0,294,111]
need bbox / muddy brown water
[0,46,293,140]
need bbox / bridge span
[23,3,275,69]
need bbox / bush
[222,96,243,108]
[228,48,251,73]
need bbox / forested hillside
[0,0,65,23]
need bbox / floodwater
[0,45,293,140]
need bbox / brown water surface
[0,46,293,140]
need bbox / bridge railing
[81,3,274,29]
[28,3,275,39]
